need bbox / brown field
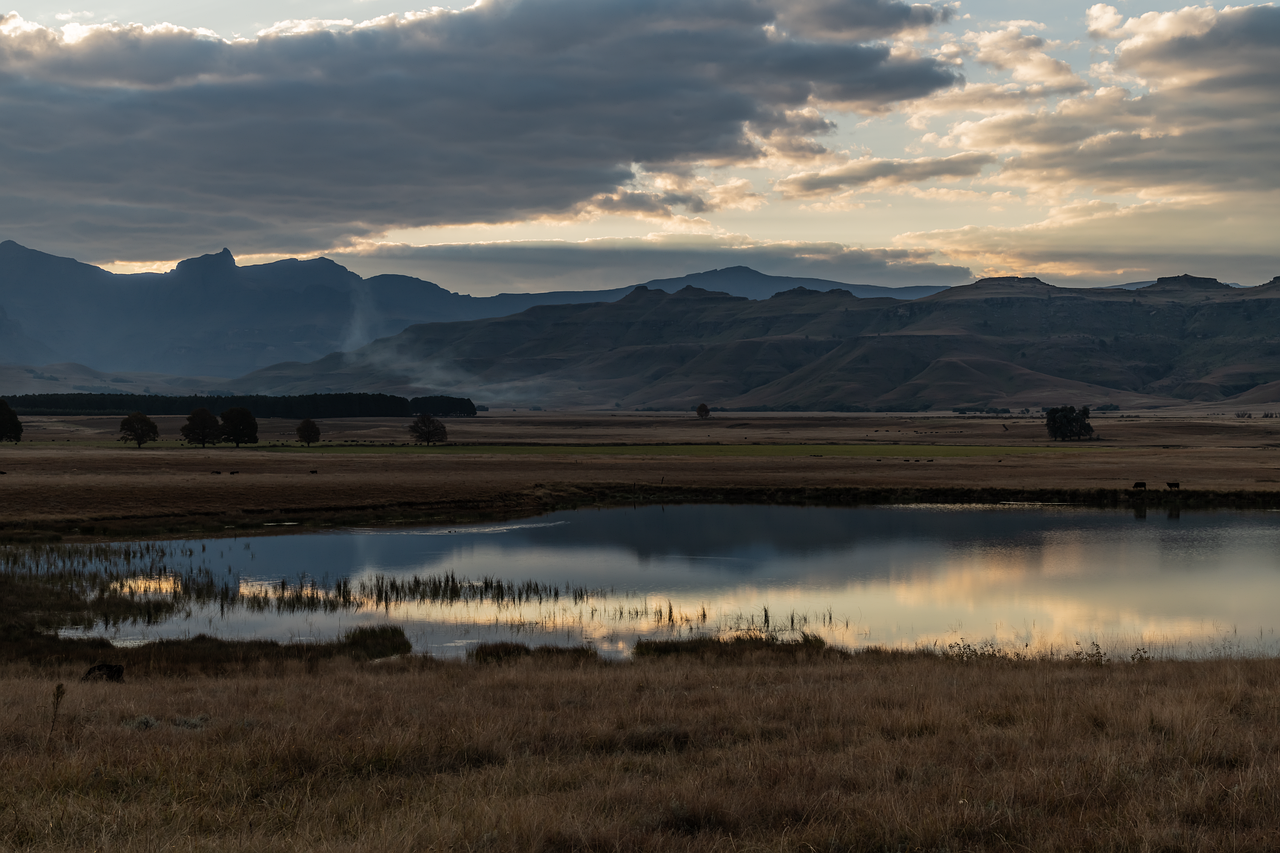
[5,641,1280,852]
[2,411,1280,538]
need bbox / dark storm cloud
[0,0,959,262]
[775,0,951,39]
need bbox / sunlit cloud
[775,151,995,198]
[324,232,973,294]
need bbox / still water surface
[65,504,1280,657]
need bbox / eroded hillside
[232,275,1280,410]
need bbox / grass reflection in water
[1,541,613,636]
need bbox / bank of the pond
[265,442,1107,457]
[4,638,1280,852]
[4,481,1279,544]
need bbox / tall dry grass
[3,646,1280,851]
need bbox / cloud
[773,0,953,40]
[937,5,1280,197]
[326,233,974,294]
[0,1,960,262]
[964,23,1086,92]
[902,192,1280,285]
[774,151,994,197]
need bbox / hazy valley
[237,272,1280,411]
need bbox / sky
[1,0,1277,294]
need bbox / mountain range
[229,274,1280,411]
[6,239,1279,410]
[0,240,940,381]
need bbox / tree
[180,407,220,447]
[0,399,22,444]
[696,403,711,419]
[1044,406,1094,441]
[296,418,321,446]
[118,412,159,448]
[409,413,447,445]
[220,407,258,447]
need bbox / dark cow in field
[1167,482,1180,490]
[81,663,124,683]
[1132,482,1147,490]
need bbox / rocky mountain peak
[174,248,237,277]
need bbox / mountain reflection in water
[34,504,1280,658]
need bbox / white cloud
[964,23,1086,91]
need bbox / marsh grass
[3,638,1280,851]
[0,541,608,649]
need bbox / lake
[40,504,1280,658]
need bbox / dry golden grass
[5,645,1280,851]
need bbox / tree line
[4,392,476,418]
[3,397,450,449]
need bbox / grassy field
[4,636,1279,852]
[263,442,1107,458]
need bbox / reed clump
[467,641,602,665]
[5,642,1280,851]
[634,630,848,662]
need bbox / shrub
[341,625,412,659]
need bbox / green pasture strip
[263,443,1105,458]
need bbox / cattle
[1132,481,1147,490]
[1167,482,1180,490]
[81,663,124,683]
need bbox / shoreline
[3,482,1278,543]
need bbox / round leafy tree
[220,407,258,447]
[180,407,221,447]
[118,412,159,448]
[1044,406,1094,441]
[696,403,710,419]
[0,399,22,444]
[296,418,321,446]
[409,413,447,445]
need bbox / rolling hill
[227,274,1280,410]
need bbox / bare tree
[296,418,321,446]
[409,414,447,445]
